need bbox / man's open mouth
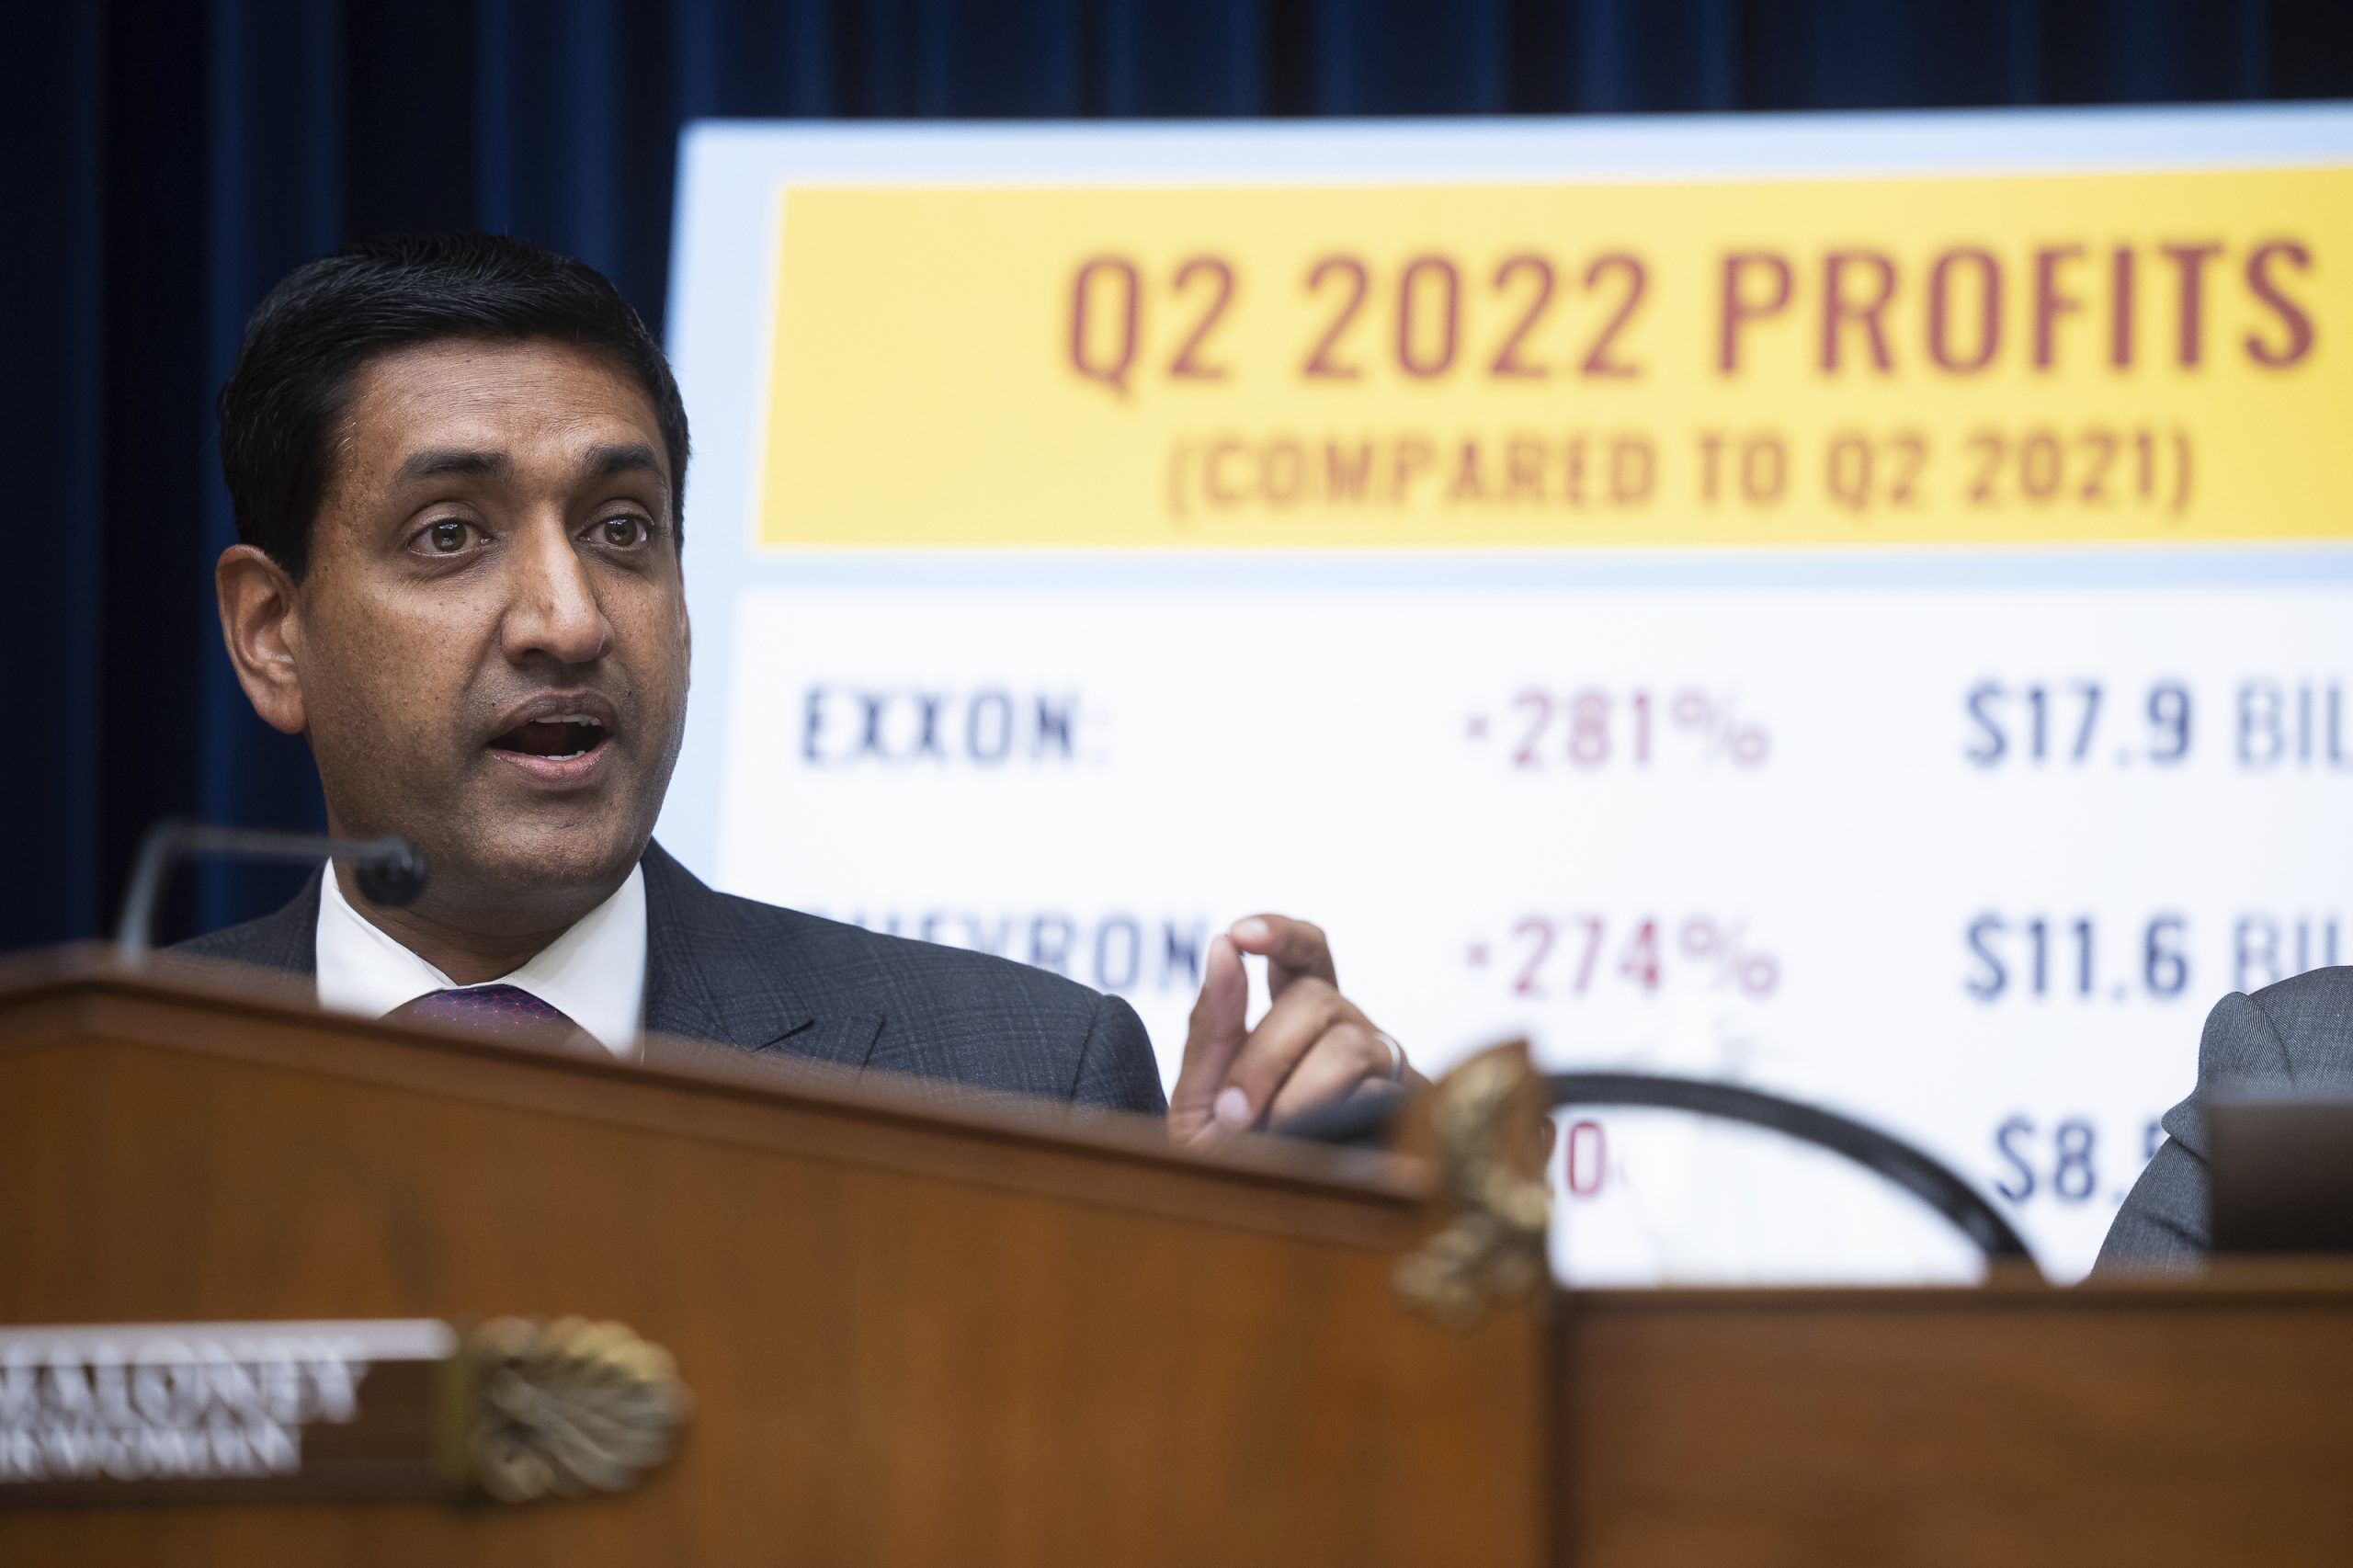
[490,715,610,761]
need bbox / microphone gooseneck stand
[115,820,428,956]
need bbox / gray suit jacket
[2097,965,2353,1268]
[170,840,1168,1117]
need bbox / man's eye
[598,516,647,547]
[426,520,471,553]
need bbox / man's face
[288,337,688,932]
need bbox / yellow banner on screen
[756,166,2348,549]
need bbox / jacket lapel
[173,869,324,977]
[256,871,324,974]
[184,848,881,1067]
[637,842,884,1071]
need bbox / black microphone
[115,820,428,955]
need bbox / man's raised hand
[1167,914,1424,1145]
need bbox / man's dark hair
[217,232,689,579]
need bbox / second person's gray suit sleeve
[2096,988,2300,1270]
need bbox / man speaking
[182,232,1416,1137]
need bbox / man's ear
[216,544,309,736]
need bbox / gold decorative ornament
[1394,1046,1552,1326]
[446,1317,692,1504]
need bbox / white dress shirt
[313,863,647,1059]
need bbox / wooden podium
[3,951,2349,1566]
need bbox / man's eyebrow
[392,448,511,484]
[385,443,665,491]
[583,442,665,483]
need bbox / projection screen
[660,108,2353,1283]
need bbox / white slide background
[661,114,2353,1284]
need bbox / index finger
[1228,913,1337,999]
[1167,933,1251,1142]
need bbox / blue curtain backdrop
[8,0,2348,950]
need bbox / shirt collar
[313,863,648,1059]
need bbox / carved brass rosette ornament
[1393,1043,1552,1326]
[442,1317,692,1504]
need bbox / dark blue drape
[9,0,2348,950]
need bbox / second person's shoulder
[2242,964,2353,1065]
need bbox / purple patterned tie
[387,983,580,1038]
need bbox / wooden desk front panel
[0,985,1549,1568]
[1559,1279,2353,1568]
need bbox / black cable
[1277,1068,2037,1267]
[1543,1072,2035,1264]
